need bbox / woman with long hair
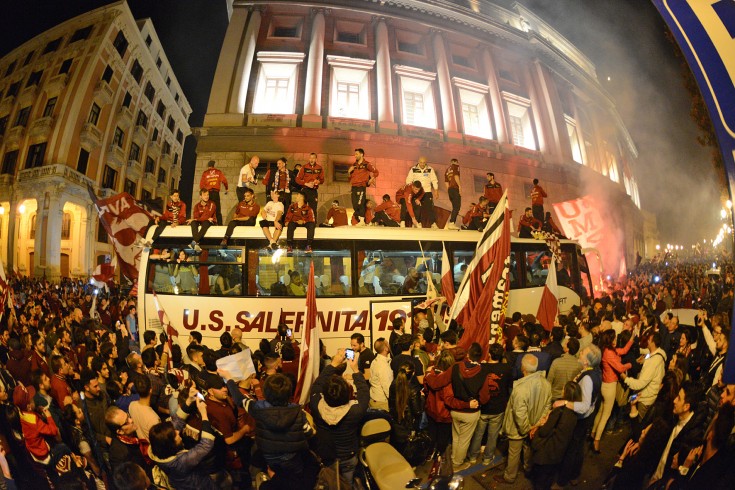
[424,350,458,457]
[388,361,424,453]
[591,328,633,452]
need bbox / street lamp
[655,244,660,250]
[18,203,26,214]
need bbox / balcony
[106,143,126,170]
[93,80,113,106]
[147,140,160,158]
[18,85,39,106]
[45,73,68,96]
[16,163,94,189]
[79,122,103,149]
[117,106,134,128]
[4,126,25,148]
[160,152,173,168]
[133,124,148,144]
[29,116,55,142]
[0,95,15,115]
[0,174,13,187]
[156,180,169,196]
[144,171,155,182]
[126,159,143,181]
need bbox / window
[166,76,171,87]
[156,101,165,118]
[145,35,152,47]
[176,129,183,144]
[59,58,73,75]
[452,55,473,68]
[2,150,18,174]
[136,110,148,128]
[61,212,71,240]
[151,128,159,142]
[252,52,305,114]
[396,66,437,129]
[604,148,619,183]
[97,219,109,243]
[102,65,113,83]
[122,92,132,108]
[113,31,129,58]
[144,82,155,102]
[30,214,36,239]
[101,165,117,189]
[272,26,299,38]
[173,153,179,166]
[167,116,175,132]
[26,142,46,168]
[142,189,152,201]
[23,52,34,66]
[357,247,440,296]
[129,142,140,162]
[454,78,493,139]
[504,93,537,150]
[43,38,62,54]
[70,26,92,43]
[26,70,43,87]
[174,93,179,103]
[327,56,374,120]
[397,41,422,55]
[5,61,16,77]
[15,107,31,127]
[0,116,8,135]
[332,162,352,183]
[144,156,155,174]
[7,82,20,97]
[113,127,124,148]
[158,167,166,183]
[565,115,585,164]
[130,60,143,84]
[43,97,57,117]
[162,141,171,155]
[88,103,101,125]
[124,179,137,197]
[156,57,162,69]
[77,148,89,174]
[336,32,361,44]
[269,17,303,39]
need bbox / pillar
[302,10,326,128]
[432,31,460,142]
[6,196,17,272]
[375,18,397,134]
[529,60,570,162]
[481,48,508,144]
[35,189,63,280]
[521,63,548,155]
[85,204,97,277]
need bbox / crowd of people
[0,257,734,489]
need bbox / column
[432,31,460,142]
[521,63,548,155]
[302,10,326,128]
[375,18,397,134]
[530,60,570,162]
[482,48,508,144]
[6,196,17,272]
[85,204,97,277]
[35,189,63,280]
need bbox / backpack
[312,453,353,490]
[152,465,174,490]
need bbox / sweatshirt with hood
[309,365,369,462]
[450,359,487,412]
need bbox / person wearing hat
[14,384,59,464]
[204,375,252,476]
[199,159,229,226]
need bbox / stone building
[194,0,645,269]
[0,1,191,280]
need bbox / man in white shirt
[369,338,393,411]
[127,373,160,440]
[621,332,667,420]
[259,190,285,249]
[237,155,260,202]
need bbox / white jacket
[624,347,667,407]
[369,354,393,404]
[406,164,439,193]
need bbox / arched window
[29,213,36,239]
[61,211,72,240]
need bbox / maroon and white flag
[294,261,319,405]
[537,257,559,332]
[449,192,511,354]
[441,242,455,307]
[88,186,152,282]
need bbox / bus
[137,226,593,352]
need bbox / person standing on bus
[518,207,542,238]
[295,153,324,217]
[444,159,462,229]
[236,155,260,203]
[530,178,548,223]
[285,190,316,253]
[143,189,187,247]
[220,188,260,248]
[322,200,348,227]
[260,190,285,250]
[348,148,379,226]
[200,160,228,226]
[187,189,217,252]
[406,156,439,228]
[261,157,291,209]
[484,172,503,215]
[373,194,401,227]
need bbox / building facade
[0,1,191,280]
[194,0,646,270]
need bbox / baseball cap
[13,385,36,411]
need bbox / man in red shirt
[285,190,316,253]
[205,376,252,474]
[518,207,542,238]
[348,148,379,226]
[463,197,490,231]
[322,200,348,227]
[445,159,462,229]
[530,178,547,222]
[295,153,325,217]
[49,354,74,407]
[221,188,260,247]
[144,189,187,247]
[373,194,401,227]
[484,172,503,215]
[395,183,418,227]
[187,189,217,251]
[200,160,229,225]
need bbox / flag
[449,192,511,354]
[0,260,8,322]
[152,291,180,373]
[294,261,319,405]
[441,242,454,307]
[91,257,115,292]
[88,185,152,283]
[537,257,559,332]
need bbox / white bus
[137,226,593,352]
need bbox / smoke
[519,0,721,246]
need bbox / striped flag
[151,291,180,373]
[294,261,319,405]
[537,257,559,331]
[0,260,8,323]
[441,242,454,307]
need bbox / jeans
[467,412,503,461]
[208,189,223,226]
[335,454,358,485]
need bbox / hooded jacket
[310,365,369,462]
[424,366,472,423]
[450,359,487,412]
[6,349,32,386]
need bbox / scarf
[273,167,290,190]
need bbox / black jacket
[451,360,486,409]
[388,379,424,446]
[479,362,511,415]
[531,406,577,465]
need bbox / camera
[345,348,355,361]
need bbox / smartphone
[345,348,355,361]
[286,328,293,337]
[196,392,205,401]
[628,393,638,403]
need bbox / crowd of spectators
[0,257,734,489]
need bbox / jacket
[483,182,503,203]
[199,168,228,192]
[6,349,32,385]
[19,410,58,461]
[478,362,511,415]
[295,163,325,188]
[388,380,424,445]
[513,349,551,380]
[406,164,438,193]
[424,366,471,423]
[623,348,666,407]
[531,406,577,465]
[502,371,551,440]
[285,203,315,224]
[192,200,217,224]
[601,336,634,383]
[148,407,217,490]
[530,184,547,205]
[310,365,369,462]
[451,360,486,411]
[374,199,401,222]
[161,201,187,224]
[349,160,379,187]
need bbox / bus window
[524,250,573,289]
[358,248,429,296]
[255,246,351,297]
[454,250,521,290]
[149,258,174,294]
[577,250,593,299]
[209,264,242,296]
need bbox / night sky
[0,0,721,246]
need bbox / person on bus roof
[260,190,285,251]
[284,190,316,253]
[187,189,217,252]
[518,207,542,238]
[220,187,260,248]
[140,189,187,248]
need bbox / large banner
[652,1,735,382]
